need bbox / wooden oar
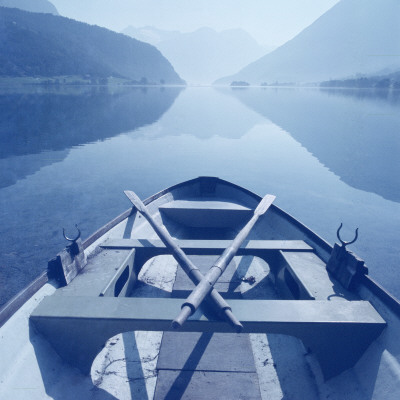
[172,194,275,329]
[124,190,243,332]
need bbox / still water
[0,86,399,306]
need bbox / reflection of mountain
[225,88,400,202]
[126,88,264,140]
[0,86,183,187]
[0,150,69,188]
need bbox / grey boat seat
[33,240,386,380]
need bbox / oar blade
[124,190,147,214]
[254,194,276,216]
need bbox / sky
[51,0,340,46]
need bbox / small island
[230,81,250,87]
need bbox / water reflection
[0,86,398,307]
[320,87,400,105]
[124,88,264,140]
[0,86,183,188]
[224,87,400,202]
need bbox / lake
[0,85,399,306]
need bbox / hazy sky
[51,0,340,46]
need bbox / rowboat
[0,176,399,399]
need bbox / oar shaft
[143,215,199,279]
[124,191,243,332]
[173,194,275,328]
[212,213,259,276]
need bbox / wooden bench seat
[53,248,136,298]
[101,238,312,252]
[31,296,385,379]
[159,200,253,227]
[279,251,358,301]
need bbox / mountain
[216,0,400,85]
[0,0,59,15]
[122,26,181,45]
[0,7,184,84]
[122,26,271,84]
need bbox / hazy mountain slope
[0,7,184,84]
[0,0,58,15]
[122,26,180,45]
[122,26,271,84]
[216,0,400,85]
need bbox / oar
[172,194,275,329]
[124,190,243,332]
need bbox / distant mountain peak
[122,25,180,45]
[193,26,216,34]
[121,25,273,84]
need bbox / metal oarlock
[63,224,81,243]
[336,223,358,248]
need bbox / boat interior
[1,177,399,399]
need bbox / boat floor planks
[153,254,265,399]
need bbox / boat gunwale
[1,176,399,329]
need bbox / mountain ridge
[0,7,184,84]
[122,25,272,84]
[215,0,400,85]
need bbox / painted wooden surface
[101,238,312,251]
[53,248,132,297]
[154,254,261,398]
[173,255,242,295]
[157,332,257,372]
[154,370,261,399]
[280,251,359,301]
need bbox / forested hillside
[320,70,400,89]
[0,7,184,84]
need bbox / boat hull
[0,177,399,399]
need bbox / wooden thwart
[101,238,312,252]
[31,296,386,379]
